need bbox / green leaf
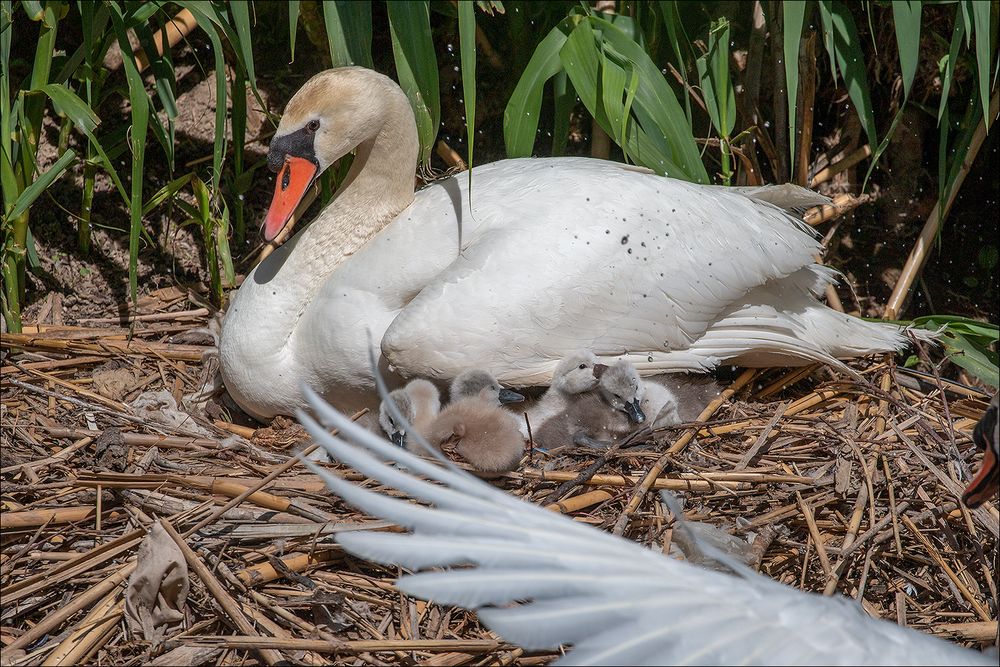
[937,12,965,125]
[7,148,76,220]
[108,1,150,302]
[228,0,257,87]
[891,1,921,100]
[504,19,571,157]
[818,0,837,81]
[322,0,373,68]
[24,226,39,270]
[696,17,735,139]
[658,0,693,125]
[37,83,99,132]
[819,1,877,147]
[142,172,195,215]
[550,70,575,156]
[969,0,992,120]
[183,5,228,188]
[457,0,476,195]
[288,0,300,61]
[387,1,439,166]
[943,330,1000,388]
[589,15,707,181]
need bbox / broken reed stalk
[885,89,998,319]
[41,594,123,666]
[545,490,613,514]
[809,144,872,188]
[611,368,757,535]
[4,563,136,654]
[178,636,510,654]
[803,193,869,226]
[900,515,992,621]
[0,332,208,361]
[795,31,817,187]
[180,408,367,539]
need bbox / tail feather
[628,269,928,374]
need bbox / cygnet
[377,379,441,447]
[521,350,602,437]
[534,359,646,448]
[643,375,723,427]
[423,370,526,476]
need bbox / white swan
[219,67,916,419]
[296,387,992,666]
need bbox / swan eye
[578,364,586,370]
[306,119,320,133]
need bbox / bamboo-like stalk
[796,491,832,576]
[795,32,816,185]
[132,9,198,72]
[803,193,869,225]
[3,563,136,654]
[1,333,209,362]
[235,550,341,586]
[545,490,613,514]
[41,594,122,666]
[178,636,510,654]
[1,506,100,530]
[809,144,871,188]
[885,89,999,319]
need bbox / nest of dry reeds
[1,290,997,665]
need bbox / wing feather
[300,387,991,666]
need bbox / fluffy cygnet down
[643,375,722,426]
[449,369,524,406]
[378,379,441,447]
[521,351,601,437]
[422,370,526,477]
[534,359,646,448]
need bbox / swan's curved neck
[289,92,418,284]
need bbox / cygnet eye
[306,119,320,133]
[578,363,586,370]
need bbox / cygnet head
[379,379,440,447]
[450,370,524,405]
[596,360,646,424]
[552,351,601,394]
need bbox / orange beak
[963,443,998,509]
[262,156,318,242]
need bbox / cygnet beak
[625,399,646,424]
[498,388,525,405]
[593,363,609,379]
[389,431,406,448]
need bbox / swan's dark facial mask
[263,128,320,241]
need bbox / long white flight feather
[298,384,992,667]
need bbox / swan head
[262,67,415,241]
[964,393,998,509]
[596,360,646,424]
[450,370,524,406]
[379,387,415,447]
[552,351,601,395]
[378,379,440,447]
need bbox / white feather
[300,388,990,666]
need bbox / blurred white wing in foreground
[297,386,992,666]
